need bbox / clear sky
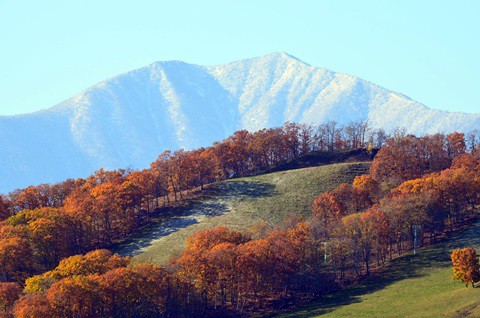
[0,0,478,116]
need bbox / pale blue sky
[0,0,478,115]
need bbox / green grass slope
[117,162,370,265]
[277,221,480,318]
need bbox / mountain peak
[249,51,310,66]
[148,59,192,69]
[268,51,304,62]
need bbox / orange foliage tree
[13,293,52,318]
[312,193,343,239]
[25,249,129,293]
[0,282,22,313]
[451,248,480,287]
[370,133,464,187]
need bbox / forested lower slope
[117,162,370,264]
[3,126,480,317]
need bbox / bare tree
[358,120,370,147]
[369,128,389,148]
[314,124,328,151]
[298,123,315,155]
[392,127,407,140]
[466,129,480,152]
[324,121,343,151]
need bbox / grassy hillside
[116,162,370,265]
[276,220,480,318]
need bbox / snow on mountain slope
[0,52,478,193]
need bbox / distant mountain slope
[0,52,478,192]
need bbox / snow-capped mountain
[1,52,479,193]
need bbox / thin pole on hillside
[412,224,422,254]
[322,241,328,262]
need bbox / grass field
[275,220,480,318]
[115,162,370,265]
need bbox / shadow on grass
[274,243,452,317]
[113,181,276,257]
[208,180,278,199]
[276,220,480,317]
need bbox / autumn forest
[1,121,480,317]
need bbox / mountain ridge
[0,52,479,193]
